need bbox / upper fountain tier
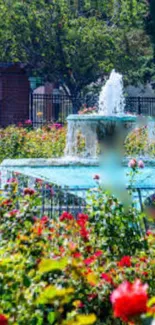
[98,69,125,115]
[65,70,137,158]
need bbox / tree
[0,0,153,99]
[147,0,155,60]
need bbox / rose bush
[0,124,66,162]
[125,125,155,158]
[0,178,155,324]
[1,123,155,161]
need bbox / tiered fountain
[65,70,137,158]
[2,70,154,190]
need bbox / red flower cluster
[101,273,113,285]
[36,178,43,184]
[72,252,82,259]
[84,256,95,265]
[84,250,103,265]
[94,250,102,257]
[77,214,89,241]
[9,209,19,217]
[77,213,88,227]
[1,199,12,207]
[33,216,49,236]
[111,280,148,322]
[24,188,35,196]
[59,211,74,222]
[118,256,131,267]
[41,216,49,224]
[0,314,8,325]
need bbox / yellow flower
[73,300,82,308]
[37,111,43,117]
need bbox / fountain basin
[67,115,136,121]
[65,114,137,158]
[1,158,155,189]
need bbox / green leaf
[47,312,56,324]
[38,258,68,273]
[23,274,31,287]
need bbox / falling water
[65,70,136,158]
[98,69,125,115]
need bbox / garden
[0,122,155,325]
[1,0,155,324]
[0,122,154,163]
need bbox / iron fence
[30,93,82,126]
[0,168,155,230]
[30,94,155,126]
[125,97,155,116]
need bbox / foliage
[147,0,155,59]
[125,126,155,158]
[0,124,66,162]
[0,176,155,324]
[0,0,153,97]
[87,186,147,256]
[1,124,155,162]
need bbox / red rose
[93,174,100,180]
[142,271,149,277]
[111,280,148,322]
[140,256,147,262]
[59,211,74,222]
[41,216,49,224]
[0,314,8,325]
[9,209,19,217]
[87,293,98,301]
[146,230,154,236]
[24,188,35,196]
[84,256,95,265]
[1,199,12,207]
[80,227,89,240]
[118,256,131,267]
[77,213,88,227]
[72,252,82,258]
[94,250,103,257]
[101,273,113,285]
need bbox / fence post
[30,91,33,124]
[138,96,141,115]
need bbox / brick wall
[0,64,29,127]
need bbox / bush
[0,124,66,162]
[0,180,155,324]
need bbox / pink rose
[128,159,137,169]
[138,160,145,169]
[93,174,100,180]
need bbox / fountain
[1,70,154,192]
[65,70,137,158]
[99,69,125,115]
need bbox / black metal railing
[125,97,155,116]
[30,94,155,126]
[1,169,155,227]
[30,93,82,126]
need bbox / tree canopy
[0,0,153,96]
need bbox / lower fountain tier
[65,114,137,158]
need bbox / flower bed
[0,123,155,162]
[0,180,155,324]
[0,124,66,162]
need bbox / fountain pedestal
[65,115,137,158]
